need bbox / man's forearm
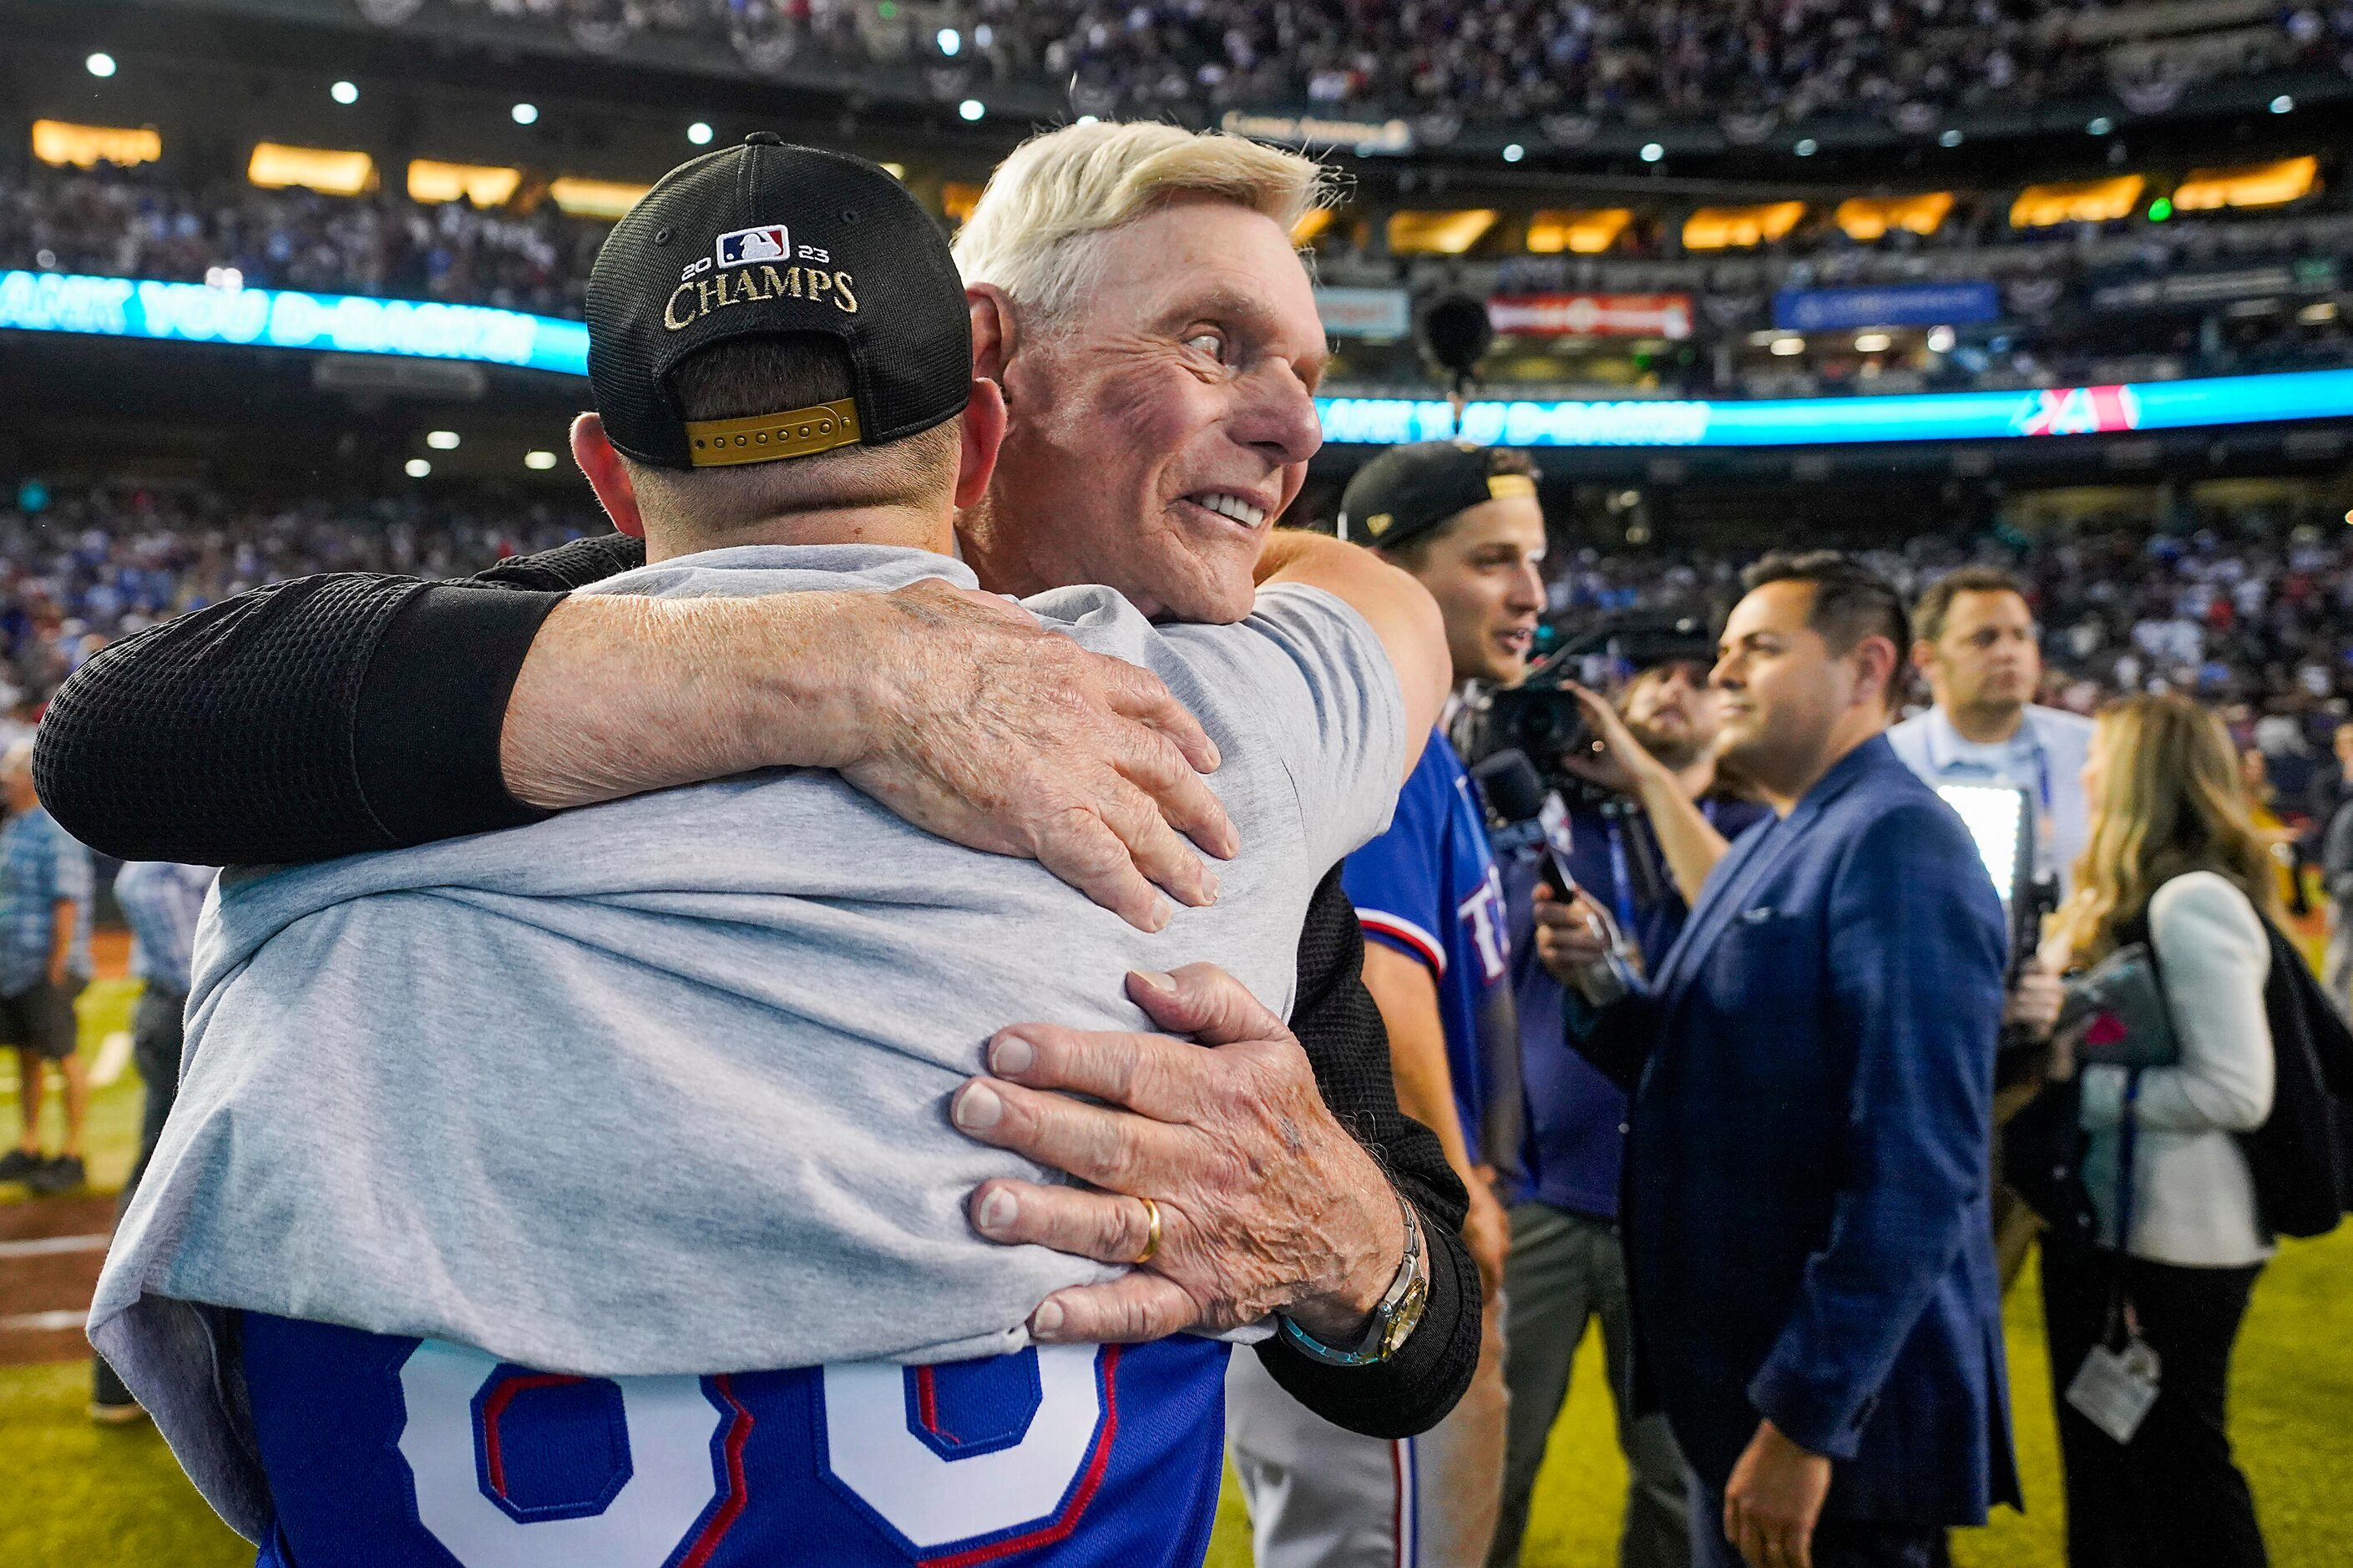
[500,591,882,809]
[1632,769,1730,906]
[45,900,73,984]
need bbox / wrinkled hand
[1532,885,1617,987]
[841,580,1239,932]
[1724,1419,1833,1568]
[1464,1166,1510,1302]
[2005,958,2064,1041]
[1558,682,1667,796]
[952,964,1406,1345]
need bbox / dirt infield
[0,1193,115,1366]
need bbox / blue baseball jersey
[1341,729,1521,1172]
[238,1313,1227,1568]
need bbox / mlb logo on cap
[716,224,791,268]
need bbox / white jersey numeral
[393,1341,1113,1565]
[398,1341,728,1567]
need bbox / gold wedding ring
[1133,1196,1163,1266]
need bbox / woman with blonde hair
[2028,690,2277,1568]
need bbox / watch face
[1379,1272,1430,1361]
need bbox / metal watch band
[1275,1190,1430,1368]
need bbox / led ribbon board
[9,267,2353,447]
[0,271,589,377]
[1315,369,2353,447]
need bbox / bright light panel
[524,450,559,470]
[32,119,160,169]
[1937,784,2031,913]
[407,159,522,207]
[1526,209,1631,255]
[425,430,460,450]
[247,142,376,196]
[404,458,432,478]
[2010,175,2143,228]
[549,177,650,219]
[1386,209,1499,255]
[1683,201,1806,251]
[2173,156,2320,213]
[1834,192,1953,242]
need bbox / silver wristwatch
[1276,1191,1430,1368]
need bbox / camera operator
[1489,663,1767,1568]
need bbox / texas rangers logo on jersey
[717,224,792,268]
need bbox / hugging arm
[37,533,1232,928]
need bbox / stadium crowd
[5,478,2351,815]
[0,161,600,317]
[443,0,2350,129]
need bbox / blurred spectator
[0,738,95,1195]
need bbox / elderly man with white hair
[53,122,1490,1558]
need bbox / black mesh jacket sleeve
[34,532,647,864]
[1254,866,1480,1439]
[35,526,1476,1430]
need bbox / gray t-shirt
[90,544,1406,1536]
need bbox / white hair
[951,121,1333,326]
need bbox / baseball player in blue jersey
[1227,441,1547,1568]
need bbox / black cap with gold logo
[587,132,970,470]
[1337,440,1538,550]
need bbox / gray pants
[1488,1203,1690,1568]
[1227,1297,1509,1568]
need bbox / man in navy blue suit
[1538,552,2018,1568]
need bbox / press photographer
[1480,660,1766,1568]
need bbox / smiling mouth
[1180,492,1270,530]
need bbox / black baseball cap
[1336,441,1538,550]
[586,132,971,470]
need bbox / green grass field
[4,980,2349,1565]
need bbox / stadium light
[1076,114,1098,125]
[959,99,985,122]
[1927,325,1956,352]
[1502,143,1525,163]
[937,28,961,56]
[86,53,116,78]
[1639,142,1664,163]
[2086,116,2114,136]
[2148,195,2174,221]
[1794,138,1819,157]
[687,121,713,146]
[426,430,460,450]
[524,450,559,470]
[1854,331,1893,353]
[2271,94,2295,114]
[974,23,994,46]
[1938,129,1964,148]
[1769,336,1805,357]
[331,81,358,105]
[512,103,539,126]
[404,458,433,478]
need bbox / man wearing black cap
[1227,440,1545,1568]
[94,137,1455,1564]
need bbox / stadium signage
[1314,286,1412,338]
[1487,293,1694,340]
[9,269,2353,448]
[2088,260,2337,312]
[1315,368,2353,447]
[1218,109,1414,154]
[1773,282,2001,332]
[0,270,590,376]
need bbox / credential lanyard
[1603,819,1637,933]
[2107,1070,2145,1345]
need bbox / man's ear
[1856,635,1902,709]
[954,377,1008,510]
[570,412,646,539]
[968,285,1018,387]
[1910,637,1937,674]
